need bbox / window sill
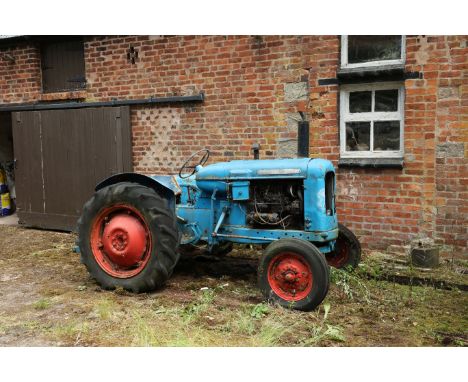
[40,90,87,102]
[318,67,421,86]
[338,157,404,169]
[338,63,405,75]
[336,64,408,84]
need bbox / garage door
[12,106,132,231]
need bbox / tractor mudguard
[95,173,181,208]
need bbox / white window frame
[341,35,406,69]
[340,82,405,159]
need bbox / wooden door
[12,106,132,231]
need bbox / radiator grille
[325,172,335,216]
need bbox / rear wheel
[326,223,361,270]
[258,239,329,311]
[77,182,180,292]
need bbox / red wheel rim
[90,204,152,278]
[327,236,350,268]
[267,252,313,301]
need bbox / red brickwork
[0,43,42,103]
[0,35,466,255]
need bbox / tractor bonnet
[195,158,334,181]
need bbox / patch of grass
[130,313,161,346]
[0,312,18,335]
[21,320,45,331]
[128,310,222,347]
[96,299,115,320]
[257,319,290,346]
[49,321,90,345]
[166,327,214,347]
[33,298,51,310]
[232,310,256,336]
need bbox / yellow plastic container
[1,192,11,216]
[0,169,7,193]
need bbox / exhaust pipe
[297,112,309,158]
[252,143,260,160]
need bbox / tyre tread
[77,182,179,293]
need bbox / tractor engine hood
[195,158,334,181]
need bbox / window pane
[348,36,402,64]
[346,122,370,151]
[374,121,400,151]
[349,91,372,113]
[375,89,398,112]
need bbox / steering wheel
[179,149,210,179]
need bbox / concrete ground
[0,212,18,226]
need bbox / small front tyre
[258,239,330,311]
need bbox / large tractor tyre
[326,223,361,270]
[77,182,180,293]
[258,239,330,311]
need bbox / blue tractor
[77,149,361,311]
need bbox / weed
[322,302,331,320]
[330,268,370,302]
[335,273,353,299]
[302,322,346,345]
[299,301,346,346]
[323,324,346,342]
[33,298,51,310]
[200,288,215,304]
[251,303,269,319]
[182,289,215,322]
[358,258,384,279]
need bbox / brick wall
[84,35,321,168]
[422,36,467,252]
[0,43,42,103]
[0,35,466,255]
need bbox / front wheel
[258,239,330,311]
[77,182,180,293]
[326,223,361,270]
